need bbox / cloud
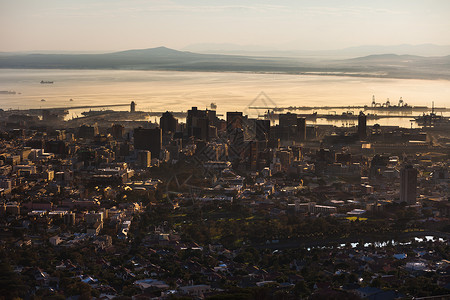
[34,1,289,18]
[295,6,408,17]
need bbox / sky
[1,0,450,52]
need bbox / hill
[0,47,449,80]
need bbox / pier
[249,105,448,112]
[28,103,130,112]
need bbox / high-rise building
[78,124,99,139]
[247,141,258,170]
[255,119,270,141]
[228,128,245,158]
[111,124,125,139]
[358,112,367,139]
[279,112,297,127]
[160,111,178,134]
[400,165,418,204]
[130,101,136,113]
[187,107,210,140]
[133,127,162,159]
[297,117,306,141]
[227,112,243,133]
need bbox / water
[1,69,449,127]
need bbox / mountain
[183,43,450,58]
[0,47,449,80]
[339,44,450,57]
[0,46,297,70]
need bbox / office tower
[160,111,178,134]
[227,112,243,133]
[241,140,258,170]
[196,117,210,141]
[111,124,125,139]
[358,112,367,139]
[229,128,245,158]
[78,124,99,139]
[279,112,297,127]
[297,117,306,141]
[130,101,136,113]
[133,127,162,159]
[207,109,217,127]
[187,107,210,140]
[255,119,270,141]
[400,165,418,204]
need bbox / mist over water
[0,69,449,127]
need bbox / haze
[1,0,450,53]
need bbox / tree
[293,280,311,298]
[0,261,28,299]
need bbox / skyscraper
[255,119,270,141]
[226,112,243,134]
[297,117,306,141]
[133,127,162,159]
[400,165,418,204]
[187,107,210,140]
[160,111,178,134]
[279,112,297,127]
[358,112,367,139]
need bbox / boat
[40,80,54,84]
[41,99,46,102]
[0,90,16,94]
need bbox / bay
[0,69,449,128]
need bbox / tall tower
[358,111,367,140]
[130,101,136,113]
[133,127,162,159]
[160,111,178,134]
[400,165,418,204]
[297,117,306,141]
[187,107,210,140]
[226,112,243,133]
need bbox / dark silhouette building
[78,124,99,139]
[279,112,297,127]
[111,124,125,139]
[187,107,210,140]
[160,111,178,134]
[358,112,367,139]
[227,112,243,133]
[255,119,270,141]
[133,127,162,159]
[130,101,136,113]
[297,117,306,141]
[400,165,417,204]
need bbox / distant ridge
[183,43,450,57]
[111,46,196,56]
[0,46,449,80]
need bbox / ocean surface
[0,69,449,128]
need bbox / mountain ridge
[0,47,449,80]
